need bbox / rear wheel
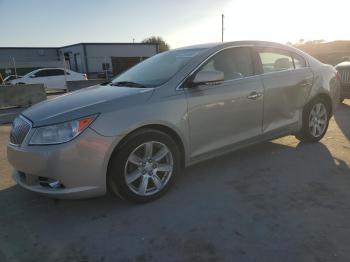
[108,129,181,203]
[296,97,330,143]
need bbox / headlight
[29,115,97,145]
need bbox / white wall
[85,44,158,73]
[59,44,86,73]
[0,48,59,70]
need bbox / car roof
[175,40,293,50]
[172,40,322,69]
[37,67,65,70]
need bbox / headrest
[274,58,292,70]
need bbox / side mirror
[190,70,224,87]
[29,75,35,78]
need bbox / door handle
[300,80,312,87]
[247,92,262,100]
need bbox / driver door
[185,47,264,159]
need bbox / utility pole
[221,14,224,42]
[104,56,108,80]
[12,57,17,78]
[62,55,67,88]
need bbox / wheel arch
[106,124,186,185]
[308,92,333,116]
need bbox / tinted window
[34,70,48,77]
[47,69,64,76]
[198,47,254,81]
[293,54,306,68]
[259,51,293,73]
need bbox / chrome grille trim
[339,69,350,84]
[9,115,32,146]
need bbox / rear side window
[293,54,307,69]
[199,47,254,81]
[34,70,48,77]
[258,48,307,73]
[259,51,293,73]
[47,69,64,76]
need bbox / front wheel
[108,129,181,203]
[295,97,330,143]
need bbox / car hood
[22,84,155,127]
[335,61,350,68]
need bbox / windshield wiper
[100,81,112,86]
[110,81,147,88]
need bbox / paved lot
[0,101,350,262]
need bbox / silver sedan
[7,41,341,202]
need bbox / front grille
[339,69,350,84]
[10,116,32,145]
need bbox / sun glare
[167,0,350,48]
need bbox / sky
[0,0,349,49]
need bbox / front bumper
[7,128,118,199]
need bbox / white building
[0,43,159,78]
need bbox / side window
[293,54,307,69]
[198,47,254,81]
[34,70,48,77]
[259,50,293,73]
[47,69,64,76]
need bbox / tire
[295,97,331,143]
[108,129,181,203]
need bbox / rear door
[46,69,66,89]
[255,47,314,134]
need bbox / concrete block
[0,84,46,109]
[67,80,105,92]
[0,107,24,124]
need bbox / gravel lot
[0,101,350,262]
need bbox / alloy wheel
[124,141,174,196]
[309,103,328,138]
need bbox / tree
[142,36,170,52]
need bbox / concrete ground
[0,101,350,262]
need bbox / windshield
[111,48,206,87]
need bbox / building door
[74,53,83,73]
[111,57,148,75]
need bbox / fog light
[49,180,63,189]
[38,177,64,189]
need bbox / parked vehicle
[9,68,87,90]
[335,61,350,102]
[7,41,340,202]
[2,75,22,84]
